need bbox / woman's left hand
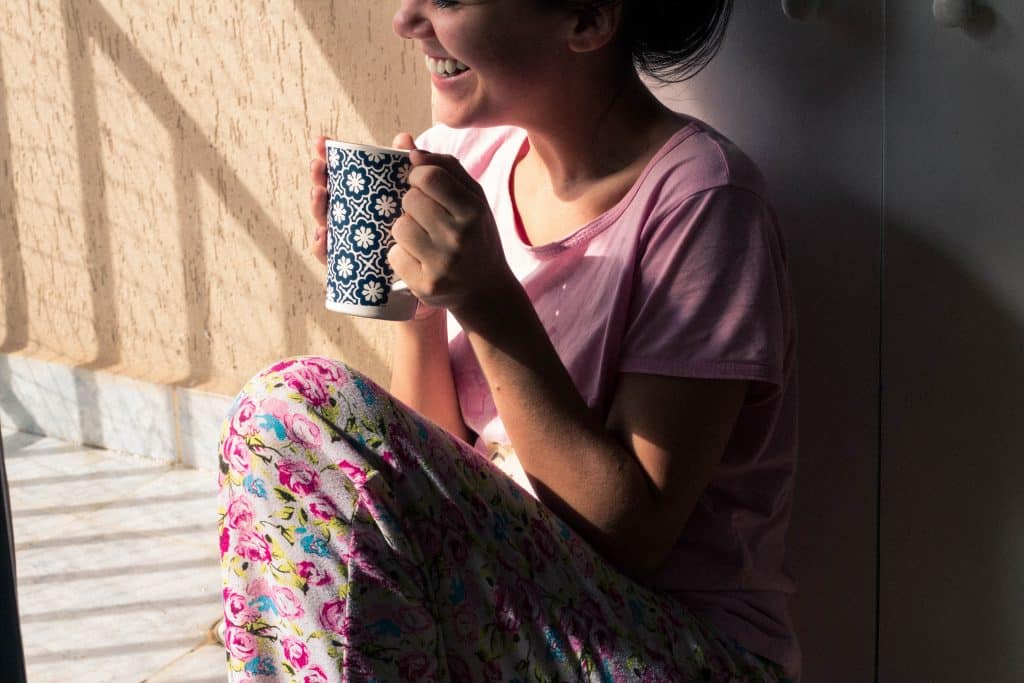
[388,146,517,325]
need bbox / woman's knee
[220,356,392,463]
[239,355,384,418]
[252,355,355,399]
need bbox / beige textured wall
[0,0,431,395]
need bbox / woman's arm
[458,283,746,579]
[388,309,471,443]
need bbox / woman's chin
[430,91,505,130]
[430,107,506,131]
[430,101,470,129]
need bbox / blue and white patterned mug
[324,140,419,320]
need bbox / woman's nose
[393,1,434,40]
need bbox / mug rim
[325,139,412,156]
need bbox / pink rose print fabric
[217,356,786,682]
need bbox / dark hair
[557,0,734,84]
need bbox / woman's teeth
[425,56,470,77]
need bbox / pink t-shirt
[416,119,800,678]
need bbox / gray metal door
[880,2,1024,681]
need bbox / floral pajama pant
[217,356,787,682]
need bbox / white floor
[4,426,227,683]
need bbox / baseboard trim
[0,354,232,471]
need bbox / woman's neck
[519,68,683,199]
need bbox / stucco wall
[0,0,432,396]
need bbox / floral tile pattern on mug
[325,143,412,308]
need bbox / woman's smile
[424,54,475,90]
[424,55,470,77]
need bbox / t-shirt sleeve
[620,186,790,388]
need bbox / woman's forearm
[388,311,470,443]
[455,285,657,568]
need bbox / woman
[218,0,800,680]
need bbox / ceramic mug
[324,139,419,320]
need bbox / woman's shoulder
[649,116,769,204]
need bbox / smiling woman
[219,0,801,680]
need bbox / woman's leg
[217,356,784,682]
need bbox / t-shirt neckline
[502,121,700,257]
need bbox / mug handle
[390,278,413,296]
[388,278,421,312]
[385,278,421,321]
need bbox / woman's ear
[565,1,623,54]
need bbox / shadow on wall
[0,47,27,356]
[293,0,427,146]
[776,189,881,683]
[0,0,398,398]
[879,221,1024,682]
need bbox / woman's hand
[308,136,329,266]
[388,144,518,327]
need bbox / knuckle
[407,165,425,185]
[401,188,420,210]
[449,225,468,250]
[391,216,411,240]
[419,278,440,299]
[437,251,457,274]
[419,166,444,186]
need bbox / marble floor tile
[9,502,84,545]
[176,388,234,472]
[16,541,221,614]
[82,467,221,552]
[25,634,209,683]
[146,643,226,683]
[7,432,226,683]
[11,441,151,477]
[19,553,222,683]
[7,456,173,514]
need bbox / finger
[401,187,457,243]
[407,161,481,224]
[310,227,327,266]
[391,214,435,264]
[310,185,328,228]
[309,157,327,186]
[312,135,327,160]
[391,132,417,151]
[409,150,485,201]
[387,243,423,286]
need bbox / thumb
[391,132,417,151]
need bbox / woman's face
[392,0,577,129]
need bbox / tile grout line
[172,387,185,467]
[140,628,222,682]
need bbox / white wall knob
[933,0,974,27]
[782,0,819,20]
